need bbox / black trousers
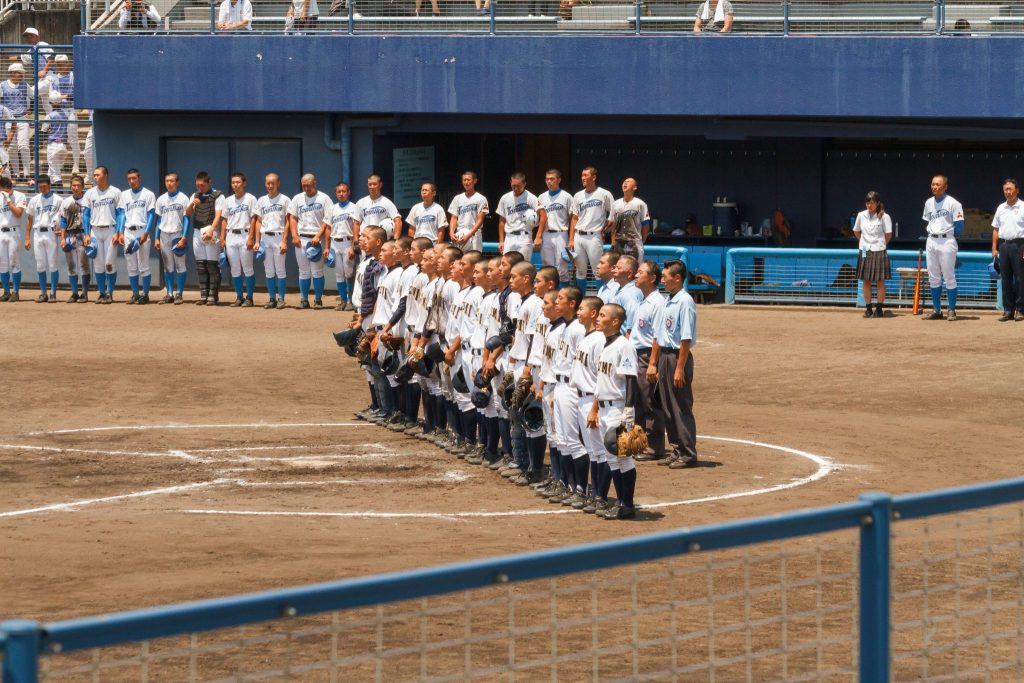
[998,240,1024,313]
[657,350,697,461]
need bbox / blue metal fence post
[782,0,789,35]
[489,0,496,35]
[1,620,41,683]
[934,0,942,34]
[634,0,641,34]
[858,492,892,683]
[348,0,355,34]
[724,248,736,304]
[31,49,38,190]
[210,0,216,34]
[81,0,87,33]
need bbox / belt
[555,374,569,383]
[462,341,471,351]
[599,399,625,408]
[0,227,11,232]
[92,225,112,229]
[299,234,318,239]
[929,232,952,239]
[577,230,601,236]
[546,229,565,233]
[661,347,680,353]
[332,237,350,242]
[230,229,245,234]
[1002,238,1024,245]
[576,388,594,398]
[469,348,483,357]
[36,227,49,232]
[263,231,282,236]
[126,225,145,230]
[636,346,652,354]
[506,230,528,237]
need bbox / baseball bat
[912,247,923,315]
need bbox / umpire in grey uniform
[646,260,698,468]
[630,260,667,461]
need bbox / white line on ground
[27,422,367,436]
[0,480,227,518]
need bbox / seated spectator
[118,0,162,30]
[218,0,254,30]
[694,0,732,33]
[952,18,972,36]
[286,0,319,31]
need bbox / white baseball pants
[90,226,117,274]
[46,141,67,184]
[191,226,221,261]
[123,228,151,277]
[573,232,604,280]
[32,231,58,272]
[503,231,533,262]
[554,383,585,459]
[541,231,569,281]
[6,121,29,178]
[330,237,356,280]
[158,231,188,273]
[926,235,958,289]
[0,229,20,273]
[295,236,324,279]
[225,236,255,278]
[261,232,287,279]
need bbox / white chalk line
[27,422,367,436]
[0,480,228,518]
[0,442,402,465]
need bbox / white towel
[700,0,726,23]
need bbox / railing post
[724,249,735,303]
[488,0,495,35]
[782,0,789,35]
[634,0,641,34]
[934,0,942,35]
[858,492,892,683]
[80,0,87,33]
[210,0,216,34]
[348,0,354,34]
[31,49,38,191]
[1,620,42,683]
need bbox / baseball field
[2,299,1021,678]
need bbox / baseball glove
[407,347,425,373]
[380,333,404,352]
[356,333,374,363]
[617,425,650,457]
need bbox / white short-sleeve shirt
[571,187,614,234]
[922,194,964,237]
[992,200,1024,241]
[854,210,892,252]
[155,191,189,235]
[538,190,572,232]
[406,202,447,241]
[256,194,289,235]
[288,190,332,237]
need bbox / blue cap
[218,250,227,267]
[325,248,337,268]
[61,236,74,253]
[305,242,323,263]
[125,238,140,254]
[84,241,98,258]
[171,239,187,257]
[255,240,267,262]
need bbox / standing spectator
[991,178,1024,322]
[921,174,964,321]
[287,0,319,32]
[83,111,95,179]
[19,28,54,119]
[118,0,162,30]
[218,0,253,30]
[50,55,80,175]
[853,191,892,318]
[694,0,733,32]
[44,99,69,187]
[611,177,650,262]
[2,64,30,184]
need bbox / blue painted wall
[77,35,1024,118]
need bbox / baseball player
[43,102,69,187]
[630,260,668,461]
[218,172,258,307]
[611,178,650,262]
[407,249,443,437]
[611,255,644,334]
[406,182,446,242]
[288,173,332,309]
[186,171,224,306]
[82,166,122,304]
[153,172,190,304]
[440,250,481,454]
[548,285,588,506]
[921,174,964,321]
[431,245,465,449]
[520,266,559,493]
[322,181,359,310]
[647,260,699,469]
[535,168,573,283]
[536,289,566,501]
[569,166,614,292]
[496,172,540,262]
[387,237,426,429]
[588,303,641,520]
[351,227,388,419]
[83,111,95,179]
[570,295,611,513]
[0,106,10,180]
[0,176,26,301]
[24,175,62,302]
[355,174,401,240]
[447,171,488,253]
[117,168,157,305]
[254,172,290,309]
[1,64,29,183]
[369,239,406,421]
[58,174,90,302]
[49,55,79,174]
[460,254,492,462]
[504,261,542,484]
[992,178,1024,321]
[482,254,522,472]
[595,250,621,303]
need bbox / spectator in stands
[414,0,440,18]
[287,0,319,31]
[18,28,53,81]
[44,97,69,187]
[694,0,733,32]
[2,64,30,184]
[118,0,162,30]
[952,18,972,36]
[218,0,254,30]
[50,55,79,175]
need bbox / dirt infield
[1,297,1020,634]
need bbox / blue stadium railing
[5,476,1024,681]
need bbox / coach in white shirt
[992,178,1024,321]
[217,0,253,30]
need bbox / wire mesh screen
[786,0,935,33]
[731,252,861,305]
[38,535,859,681]
[885,251,998,310]
[891,500,1024,680]
[942,0,1024,34]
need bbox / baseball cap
[23,27,39,37]
[54,54,68,63]
[8,63,24,74]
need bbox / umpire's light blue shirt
[597,279,620,304]
[630,289,665,350]
[653,288,697,349]
[613,281,645,333]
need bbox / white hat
[23,27,39,37]
[54,54,68,63]
[48,89,63,104]
[8,63,24,74]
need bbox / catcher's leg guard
[196,260,209,300]
[209,260,222,302]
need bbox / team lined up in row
[0,166,651,307]
[337,227,698,520]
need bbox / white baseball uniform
[84,184,122,275]
[571,328,608,465]
[571,187,614,279]
[497,189,539,261]
[611,196,650,262]
[538,189,572,281]
[596,334,640,476]
[355,194,400,239]
[27,191,62,277]
[0,190,27,280]
[406,201,447,243]
[256,193,289,281]
[922,194,964,290]
[190,190,225,262]
[1,79,29,179]
[155,191,189,275]
[119,186,157,279]
[324,199,359,282]
[538,317,563,446]
[222,192,257,278]
[288,190,332,280]
[553,318,586,461]
[448,191,489,253]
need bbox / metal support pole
[1,620,42,683]
[210,0,216,34]
[634,0,641,34]
[934,0,942,35]
[32,49,39,190]
[489,0,495,35]
[858,492,892,683]
[348,0,354,34]
[782,0,790,35]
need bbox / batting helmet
[473,368,491,389]
[171,239,188,257]
[380,349,401,376]
[325,248,337,268]
[333,328,363,357]
[380,217,395,237]
[561,247,576,264]
[501,381,517,412]
[471,388,491,409]
[424,341,446,365]
[522,208,539,229]
[603,426,620,456]
[412,353,435,377]
[451,368,470,394]
[485,335,505,352]
[254,240,267,262]
[61,235,74,253]
[989,258,1000,278]
[84,241,98,258]
[218,251,227,267]
[305,242,323,263]
[394,362,415,385]
[125,237,140,255]
[522,397,544,432]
